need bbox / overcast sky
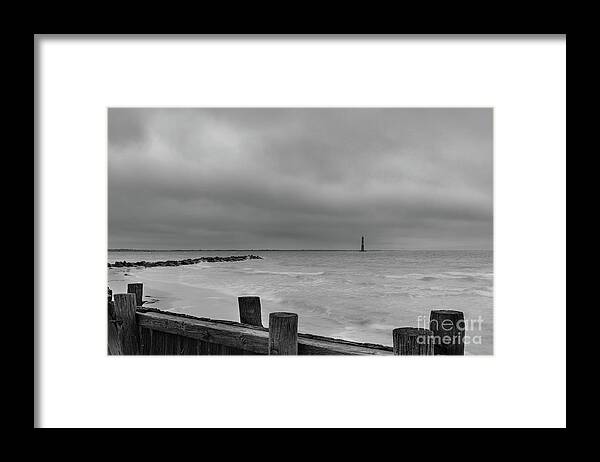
[108,108,492,250]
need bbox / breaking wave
[385,271,492,282]
[249,270,325,277]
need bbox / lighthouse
[360,236,365,252]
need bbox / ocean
[108,250,493,354]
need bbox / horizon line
[108,248,493,252]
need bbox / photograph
[107,108,493,356]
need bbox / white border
[36,36,566,428]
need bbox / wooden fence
[108,283,465,356]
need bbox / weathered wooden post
[113,293,140,355]
[127,283,143,307]
[107,287,114,317]
[392,327,434,355]
[429,310,465,355]
[268,312,298,355]
[107,286,115,319]
[238,296,263,327]
[107,287,119,355]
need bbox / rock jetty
[108,255,262,269]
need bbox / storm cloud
[108,108,492,250]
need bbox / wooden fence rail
[108,283,466,356]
